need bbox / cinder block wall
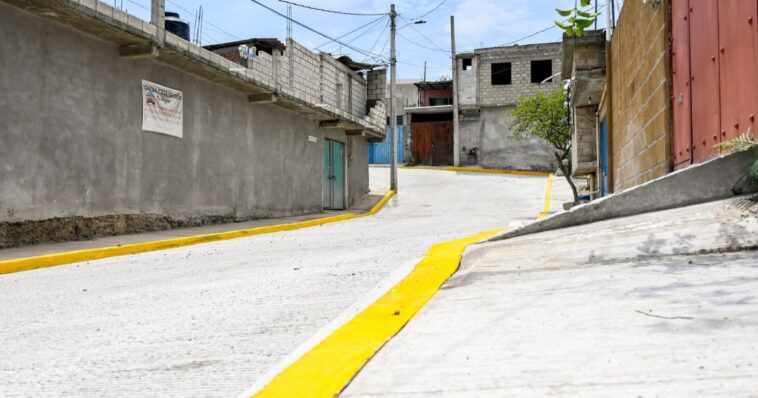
[610,0,672,191]
[367,69,387,102]
[477,43,563,106]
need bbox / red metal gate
[672,0,758,169]
[672,0,692,168]
[718,0,758,142]
[690,0,721,163]
[411,121,454,165]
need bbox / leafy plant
[715,128,758,184]
[512,89,579,203]
[556,0,601,37]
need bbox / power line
[362,19,390,63]
[166,0,239,41]
[399,16,448,52]
[315,15,387,51]
[458,2,607,53]
[397,31,448,53]
[248,0,386,60]
[278,0,387,16]
[408,0,448,20]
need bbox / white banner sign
[141,80,183,138]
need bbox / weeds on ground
[715,128,757,184]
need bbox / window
[491,62,511,85]
[531,60,553,83]
[462,58,473,71]
[429,97,453,106]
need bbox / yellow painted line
[0,191,396,276]
[251,173,554,396]
[536,174,555,220]
[252,227,505,398]
[402,165,551,177]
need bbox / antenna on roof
[287,5,293,39]
[193,6,204,45]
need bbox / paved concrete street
[343,195,758,397]
[0,167,557,397]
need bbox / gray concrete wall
[456,56,478,107]
[459,107,557,171]
[0,3,368,226]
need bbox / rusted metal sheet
[718,0,758,143]
[672,0,693,169]
[690,0,721,163]
[410,122,454,166]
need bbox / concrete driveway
[0,167,555,397]
[343,195,758,397]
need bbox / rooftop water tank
[165,12,190,41]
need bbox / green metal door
[323,139,346,210]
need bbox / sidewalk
[342,194,758,397]
[0,191,387,263]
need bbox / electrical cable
[407,0,448,20]
[398,16,448,52]
[248,0,386,60]
[278,0,387,16]
[166,0,239,41]
[315,15,387,51]
[397,31,448,53]
[361,19,391,62]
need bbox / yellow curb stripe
[402,165,551,177]
[0,191,396,276]
[536,174,554,220]
[251,227,504,398]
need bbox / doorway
[323,138,346,210]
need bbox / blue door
[368,126,404,164]
[324,139,345,209]
[600,118,609,196]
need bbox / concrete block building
[0,0,386,248]
[454,43,563,171]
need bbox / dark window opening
[491,62,511,85]
[411,112,453,123]
[385,116,404,126]
[462,58,473,71]
[531,59,553,83]
[429,97,453,106]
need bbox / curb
[247,172,556,397]
[401,165,551,177]
[0,191,396,276]
[489,146,758,242]
[249,228,504,398]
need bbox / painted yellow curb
[251,228,504,398]
[0,191,396,276]
[402,165,551,177]
[537,174,555,220]
[251,172,555,397]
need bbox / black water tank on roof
[165,12,190,41]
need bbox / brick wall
[610,0,672,191]
[476,43,563,106]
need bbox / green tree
[556,0,600,37]
[512,88,579,203]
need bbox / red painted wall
[420,88,453,106]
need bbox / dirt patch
[0,213,243,249]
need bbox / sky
[119,0,610,80]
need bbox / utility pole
[423,61,427,81]
[451,15,460,166]
[389,4,398,192]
